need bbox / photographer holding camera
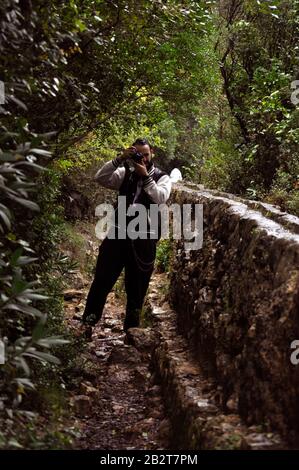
[81,138,172,335]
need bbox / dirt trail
[63,226,170,450]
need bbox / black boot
[82,312,98,327]
[124,308,141,332]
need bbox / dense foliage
[0,0,298,448]
[212,0,299,211]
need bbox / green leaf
[36,336,70,348]
[11,276,28,294]
[0,209,11,229]
[75,19,86,32]
[30,148,52,157]
[4,302,44,318]
[24,292,49,300]
[10,247,23,266]
[32,322,46,342]
[8,438,23,449]
[8,195,40,211]
[7,95,28,111]
[24,351,61,365]
[14,378,35,389]
[17,357,31,376]
[15,256,38,266]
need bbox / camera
[130,149,143,164]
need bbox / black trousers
[83,237,156,330]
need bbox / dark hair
[132,138,152,149]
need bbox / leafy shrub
[155,239,172,273]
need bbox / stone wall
[168,183,299,443]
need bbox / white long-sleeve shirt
[94,158,172,204]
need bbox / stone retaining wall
[168,184,299,443]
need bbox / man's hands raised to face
[132,161,148,177]
[119,145,150,177]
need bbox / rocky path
[62,222,285,450]
[62,224,170,450]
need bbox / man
[81,138,172,334]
